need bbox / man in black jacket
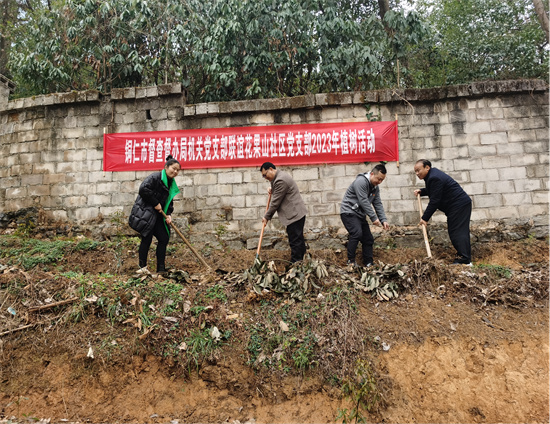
[414,159,472,265]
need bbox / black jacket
[420,168,471,221]
[128,171,175,237]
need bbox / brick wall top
[1,79,547,114]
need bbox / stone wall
[0,79,548,248]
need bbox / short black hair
[416,159,432,168]
[372,164,387,174]
[260,162,276,171]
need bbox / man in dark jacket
[260,162,308,263]
[414,159,472,265]
[340,163,390,267]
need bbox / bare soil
[0,234,548,424]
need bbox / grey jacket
[264,170,307,226]
[340,172,387,223]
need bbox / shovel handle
[256,192,272,257]
[416,194,432,258]
[159,210,211,270]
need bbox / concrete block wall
[0,80,548,243]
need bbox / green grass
[0,235,108,270]
[474,263,512,279]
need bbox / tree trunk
[378,0,390,21]
[0,0,10,75]
[533,0,549,43]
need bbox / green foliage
[245,297,331,373]
[74,239,101,251]
[292,331,318,371]
[7,0,435,100]
[0,235,107,270]
[364,104,381,122]
[14,220,36,237]
[475,263,513,279]
[204,284,228,302]
[337,359,383,423]
[410,0,549,86]
[215,223,228,238]
[184,327,221,369]
[9,0,546,98]
[1,238,68,270]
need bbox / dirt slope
[0,236,548,424]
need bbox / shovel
[159,210,212,270]
[255,192,272,263]
[416,194,432,258]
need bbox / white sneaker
[136,267,151,275]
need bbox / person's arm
[372,188,389,229]
[422,177,444,222]
[139,173,161,209]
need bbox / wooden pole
[395,114,400,168]
[255,192,272,260]
[416,194,432,258]
[159,210,211,270]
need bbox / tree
[413,0,549,85]
[532,0,549,43]
[7,0,546,100]
[0,0,51,78]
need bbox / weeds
[292,331,318,371]
[205,284,227,302]
[364,103,381,122]
[475,263,512,279]
[0,235,107,270]
[337,359,383,423]
[185,327,225,370]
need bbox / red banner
[103,121,398,171]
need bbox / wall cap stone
[1,90,101,112]
[2,79,546,114]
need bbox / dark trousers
[447,202,472,262]
[139,217,170,271]
[286,216,306,263]
[341,213,373,265]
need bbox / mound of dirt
[0,235,548,424]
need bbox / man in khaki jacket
[260,162,307,263]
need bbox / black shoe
[364,262,373,268]
[452,258,472,266]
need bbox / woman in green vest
[128,155,181,274]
